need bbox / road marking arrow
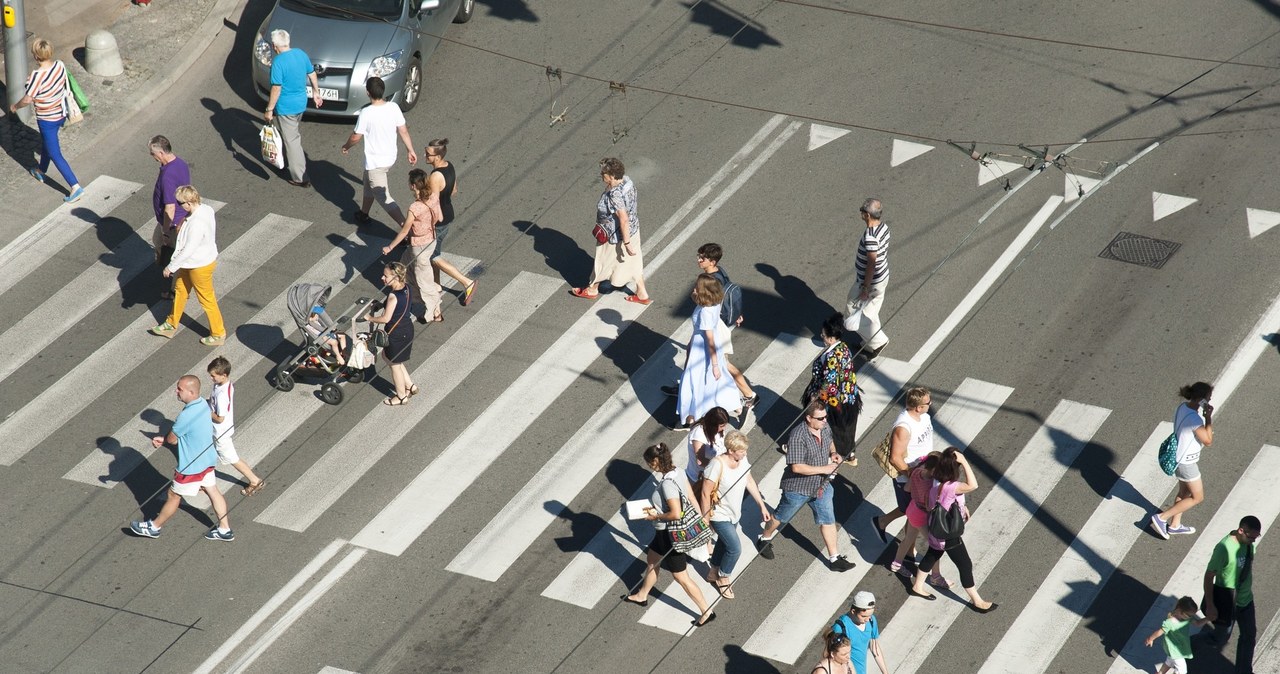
[1063,173,1101,203]
[1151,191,1197,221]
[890,139,934,167]
[1247,207,1280,238]
[807,123,850,151]
[977,158,1024,186]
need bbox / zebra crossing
[1,174,1276,673]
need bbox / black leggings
[917,539,976,589]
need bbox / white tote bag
[260,123,286,169]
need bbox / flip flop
[715,580,735,600]
[907,588,937,601]
[570,287,599,299]
[462,281,477,306]
[624,295,653,305]
[241,480,266,496]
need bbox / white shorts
[1163,655,1187,674]
[214,434,239,464]
[172,469,217,497]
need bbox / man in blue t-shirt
[830,591,890,674]
[264,29,322,186]
[130,375,235,541]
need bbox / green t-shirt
[1207,533,1255,607]
[1161,617,1194,659]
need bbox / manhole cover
[1098,231,1181,269]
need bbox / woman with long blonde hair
[383,168,444,323]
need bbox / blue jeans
[36,118,79,187]
[709,520,741,576]
[773,487,836,526]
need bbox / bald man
[131,375,234,541]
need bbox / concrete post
[3,0,32,123]
[85,30,123,77]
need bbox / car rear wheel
[454,0,474,23]
[401,57,423,111]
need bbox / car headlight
[367,50,403,78]
[255,35,274,67]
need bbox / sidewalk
[0,0,241,194]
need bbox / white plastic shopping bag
[260,123,285,169]
[348,337,374,370]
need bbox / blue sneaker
[64,186,85,203]
[130,520,161,538]
[28,168,45,183]
[204,528,235,542]
[1150,514,1170,540]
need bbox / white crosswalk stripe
[0,202,225,387]
[0,175,141,299]
[1105,444,1280,673]
[262,269,559,534]
[742,377,1013,663]
[0,213,311,466]
[882,399,1111,672]
[978,423,1176,674]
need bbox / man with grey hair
[264,29,322,187]
[149,135,190,300]
[847,197,890,357]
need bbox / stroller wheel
[275,367,295,392]
[320,383,344,405]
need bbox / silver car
[251,0,473,117]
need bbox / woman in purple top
[907,447,997,613]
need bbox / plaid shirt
[781,422,834,497]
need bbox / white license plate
[306,87,341,101]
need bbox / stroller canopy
[287,283,335,332]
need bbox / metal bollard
[84,29,123,77]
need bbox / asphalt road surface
[2,1,1280,672]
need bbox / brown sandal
[241,480,266,496]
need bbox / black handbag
[368,328,389,349]
[927,482,965,540]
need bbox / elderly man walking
[149,135,190,300]
[847,197,891,357]
[264,29,322,187]
[130,375,234,541]
[341,76,417,226]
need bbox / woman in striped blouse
[9,38,84,203]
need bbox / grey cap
[852,591,876,609]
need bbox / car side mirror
[419,0,440,11]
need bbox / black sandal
[383,395,410,406]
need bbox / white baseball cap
[851,591,876,609]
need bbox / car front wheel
[454,0,474,23]
[401,57,423,111]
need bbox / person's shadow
[512,220,593,286]
[201,97,272,181]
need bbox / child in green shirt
[1144,596,1210,674]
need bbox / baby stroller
[275,283,374,405]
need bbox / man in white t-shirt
[340,76,417,226]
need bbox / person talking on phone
[1150,382,1214,540]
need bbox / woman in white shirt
[1150,382,1214,539]
[150,185,227,345]
[684,406,730,485]
[699,430,770,599]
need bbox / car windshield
[281,0,404,21]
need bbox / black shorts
[647,530,688,573]
[892,479,911,513]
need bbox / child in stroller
[305,304,347,366]
[277,283,371,405]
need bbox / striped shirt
[24,61,69,122]
[855,222,890,285]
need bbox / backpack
[926,481,965,540]
[714,270,743,327]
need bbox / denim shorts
[773,487,836,526]
[1175,461,1201,482]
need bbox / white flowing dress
[677,304,740,422]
